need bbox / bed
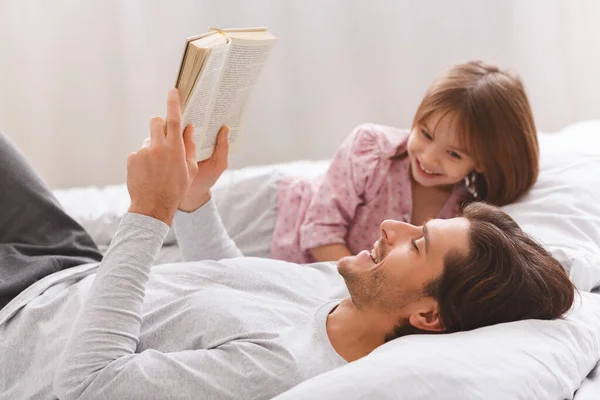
[51,121,600,399]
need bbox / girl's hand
[310,243,353,262]
[178,126,230,212]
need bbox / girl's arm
[309,243,352,262]
[300,124,384,261]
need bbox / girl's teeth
[419,161,438,175]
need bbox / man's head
[337,202,575,341]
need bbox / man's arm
[53,212,271,400]
[55,88,218,398]
[54,212,166,399]
[56,345,272,400]
[173,197,242,261]
[172,126,242,261]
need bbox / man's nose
[380,219,417,246]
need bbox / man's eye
[448,151,462,160]
[421,129,433,140]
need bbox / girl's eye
[448,151,462,160]
[421,129,433,140]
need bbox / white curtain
[0,0,598,188]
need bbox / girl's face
[407,110,478,188]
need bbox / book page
[174,31,218,87]
[177,33,228,109]
[181,41,230,158]
[197,37,276,161]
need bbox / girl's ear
[475,166,484,174]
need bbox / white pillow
[274,292,600,400]
[53,160,329,250]
[502,120,600,291]
[53,184,133,248]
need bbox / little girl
[270,60,539,263]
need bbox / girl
[270,60,539,263]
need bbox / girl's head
[406,60,539,206]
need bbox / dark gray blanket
[0,131,102,309]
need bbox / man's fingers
[166,88,183,145]
[150,116,166,145]
[183,124,196,165]
[214,126,230,168]
[127,151,137,166]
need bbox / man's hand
[179,126,230,212]
[127,88,198,225]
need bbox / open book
[175,27,277,161]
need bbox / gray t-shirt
[0,199,348,400]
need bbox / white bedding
[51,121,600,399]
[575,286,600,400]
[274,291,600,400]
[53,160,329,262]
[577,367,600,400]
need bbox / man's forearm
[178,192,212,213]
[55,213,168,398]
[173,197,242,261]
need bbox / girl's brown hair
[412,60,539,206]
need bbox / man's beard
[339,257,423,313]
[340,265,385,310]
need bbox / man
[0,89,574,400]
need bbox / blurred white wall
[0,0,598,188]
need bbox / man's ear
[407,298,444,333]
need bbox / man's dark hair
[387,202,575,340]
